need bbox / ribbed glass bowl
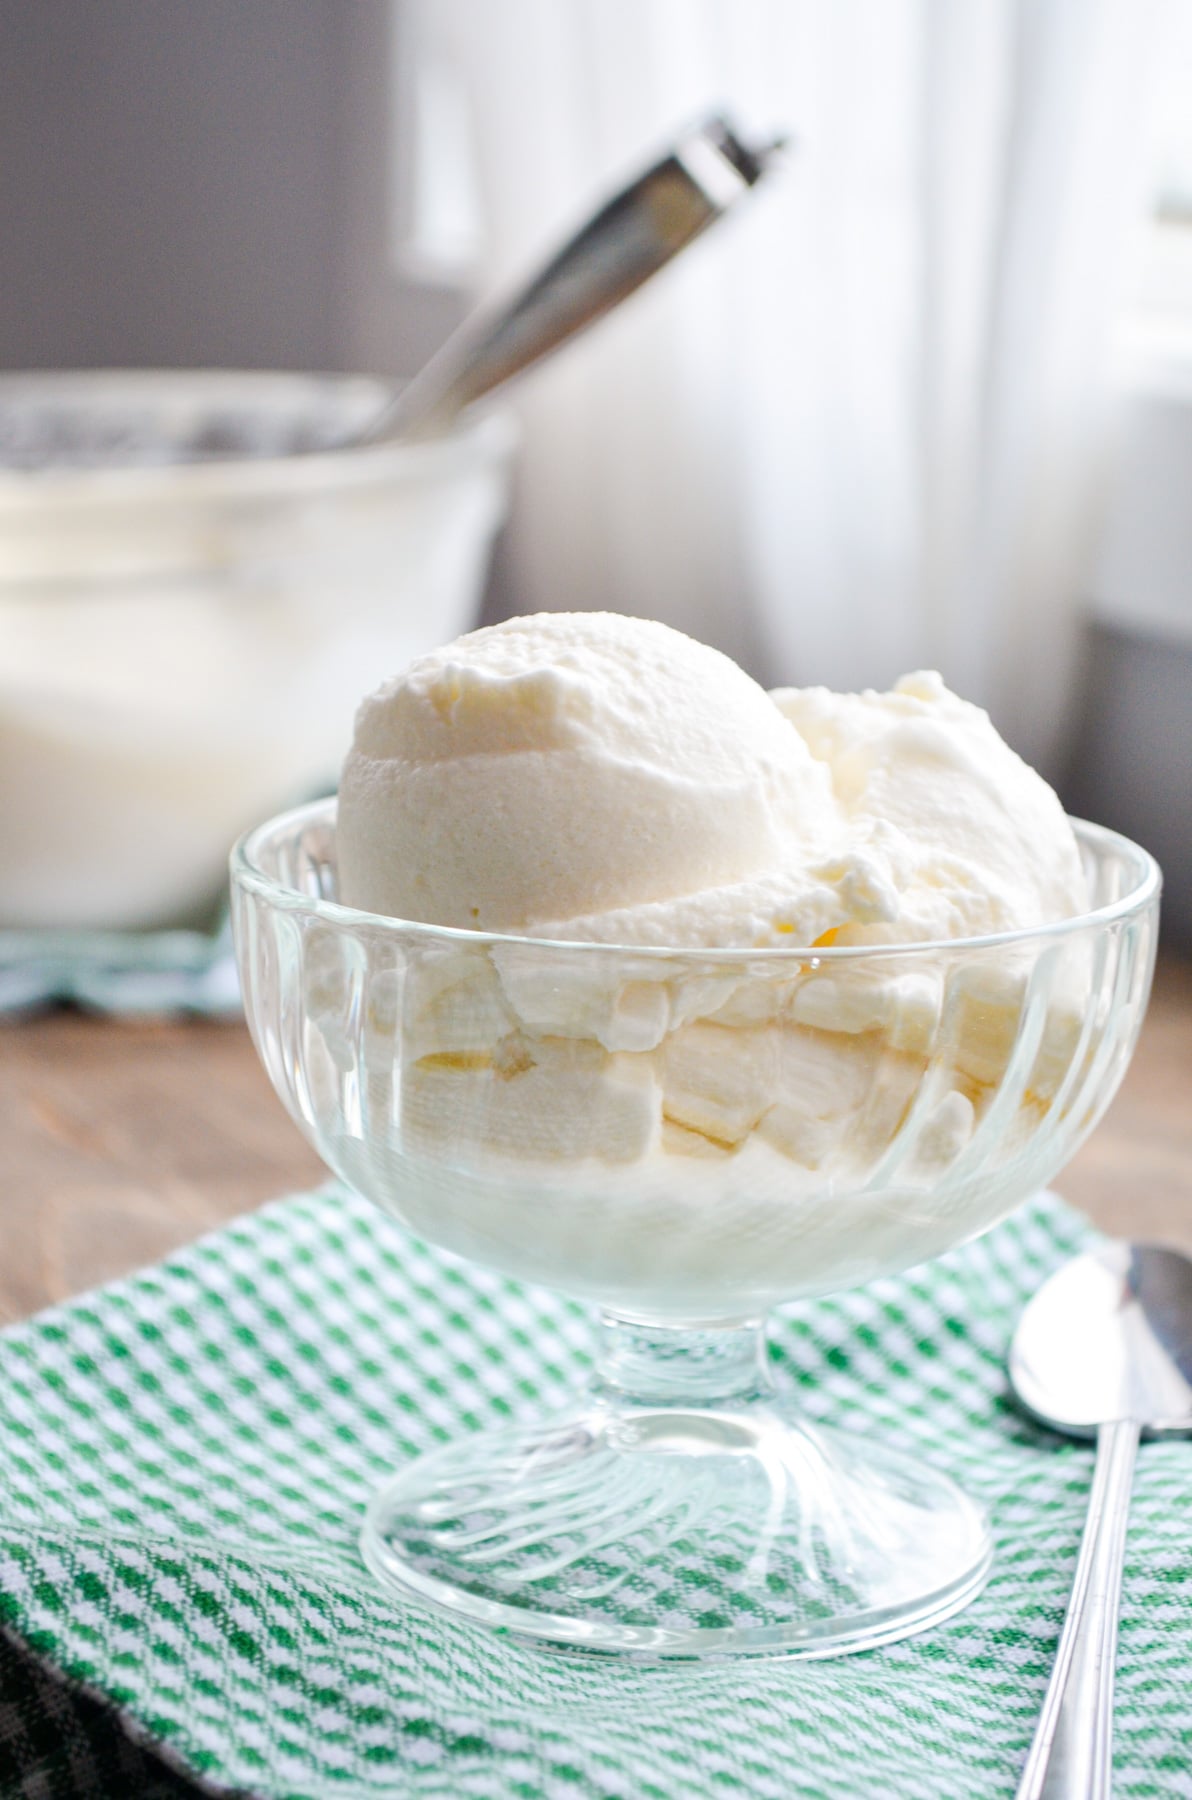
[231,800,1159,1659]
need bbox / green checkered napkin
[0,914,240,1017]
[0,1186,1188,1800]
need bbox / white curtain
[395,0,1161,776]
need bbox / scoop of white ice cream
[337,612,835,931]
[771,669,1088,943]
[338,615,1089,943]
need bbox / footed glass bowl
[231,801,1159,1659]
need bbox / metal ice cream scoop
[356,114,787,444]
[1009,1239,1192,1800]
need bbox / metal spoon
[1009,1239,1192,1799]
[355,113,787,445]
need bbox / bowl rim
[0,368,518,509]
[230,798,1162,964]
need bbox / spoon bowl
[1011,1240,1192,1437]
[1009,1238,1192,1800]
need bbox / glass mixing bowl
[231,800,1159,1658]
[0,371,514,937]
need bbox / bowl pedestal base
[361,1315,992,1660]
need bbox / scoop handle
[1015,1417,1139,1800]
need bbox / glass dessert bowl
[232,799,1159,1659]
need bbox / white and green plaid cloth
[0,914,240,1018]
[0,1185,1188,1800]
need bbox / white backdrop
[397,0,1163,775]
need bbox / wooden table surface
[3,953,1191,1328]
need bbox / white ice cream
[338,614,1086,946]
[337,611,836,933]
[328,614,1094,1317]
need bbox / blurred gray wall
[1065,626,1192,943]
[0,0,458,377]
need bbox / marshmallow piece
[303,925,368,1075]
[946,962,1028,1087]
[847,1044,931,1161]
[791,966,942,1054]
[911,1089,976,1173]
[704,975,801,1029]
[758,1099,844,1170]
[661,1117,736,1160]
[403,948,513,1062]
[663,974,743,1030]
[303,923,351,1020]
[1028,946,1093,1101]
[491,944,625,1042]
[1030,998,1084,1102]
[659,1021,779,1148]
[362,959,404,1078]
[492,945,738,1053]
[600,980,671,1052]
[402,1037,660,1162]
[754,1025,916,1168]
[885,972,944,1053]
[937,948,1090,1102]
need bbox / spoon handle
[361,117,785,444]
[1016,1418,1139,1800]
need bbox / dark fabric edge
[0,1615,264,1800]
